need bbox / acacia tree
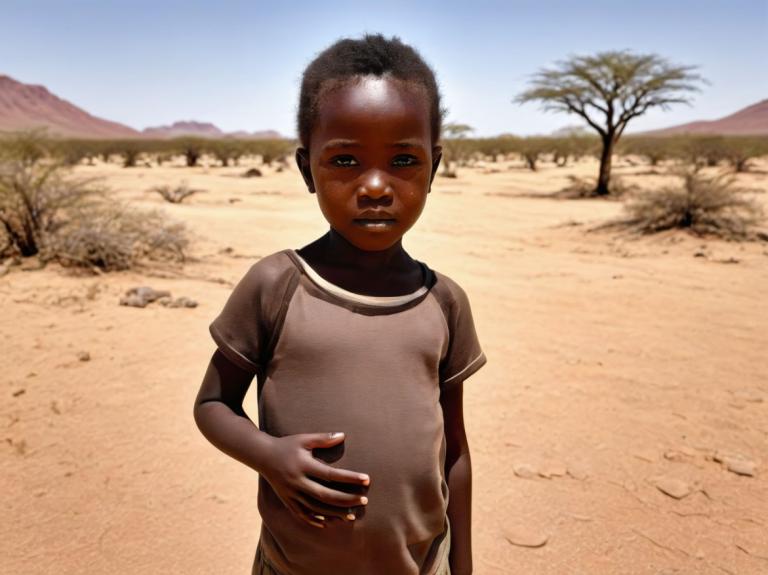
[516,51,704,196]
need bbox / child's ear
[429,146,443,189]
[295,147,316,194]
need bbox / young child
[193,34,486,575]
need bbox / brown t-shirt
[210,249,486,575]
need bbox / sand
[2,156,767,574]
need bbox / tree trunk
[595,135,614,196]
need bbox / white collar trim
[292,251,428,307]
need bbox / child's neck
[315,229,412,272]
[297,229,425,296]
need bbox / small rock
[504,527,549,548]
[243,168,263,178]
[654,477,692,498]
[725,458,757,477]
[513,463,539,479]
[119,294,148,308]
[538,463,568,479]
[654,477,691,499]
[693,252,707,258]
[160,296,198,308]
[119,286,171,308]
[77,351,91,362]
[12,388,26,397]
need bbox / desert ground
[2,155,767,575]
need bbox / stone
[119,294,148,308]
[725,458,757,477]
[538,463,568,479]
[513,464,539,479]
[654,477,691,499]
[77,351,91,362]
[119,286,171,308]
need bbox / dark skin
[193,76,473,574]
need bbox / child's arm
[441,381,473,575]
[193,350,371,528]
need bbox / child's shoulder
[426,264,473,308]
[237,248,298,285]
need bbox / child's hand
[261,431,370,528]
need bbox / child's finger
[305,459,370,485]
[294,492,355,521]
[301,477,369,508]
[293,499,326,528]
[300,431,345,449]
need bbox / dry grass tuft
[151,182,204,204]
[619,168,764,240]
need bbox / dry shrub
[0,134,189,270]
[152,182,203,203]
[48,203,188,271]
[620,168,764,239]
[0,158,103,256]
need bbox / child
[193,34,486,575]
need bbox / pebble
[504,527,549,548]
[712,450,757,476]
[538,463,568,479]
[119,286,184,308]
[513,463,539,479]
[159,296,198,308]
[725,458,757,477]
[654,477,692,499]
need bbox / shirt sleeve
[209,254,297,374]
[439,279,487,390]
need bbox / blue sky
[2,0,766,137]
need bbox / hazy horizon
[2,0,766,137]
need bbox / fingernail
[330,432,344,439]
[346,513,356,520]
[360,496,368,505]
[360,475,370,484]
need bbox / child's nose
[357,170,393,200]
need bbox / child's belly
[256,370,449,574]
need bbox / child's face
[297,76,442,252]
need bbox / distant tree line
[0,131,766,176]
[0,133,297,169]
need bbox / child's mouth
[353,219,397,229]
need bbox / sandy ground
[2,155,767,575]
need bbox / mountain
[142,122,282,139]
[0,75,285,140]
[142,120,224,138]
[646,99,768,136]
[0,75,139,138]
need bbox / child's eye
[392,155,419,167]
[330,155,359,167]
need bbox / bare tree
[516,51,704,196]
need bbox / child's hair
[297,33,443,148]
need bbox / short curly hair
[297,34,443,148]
